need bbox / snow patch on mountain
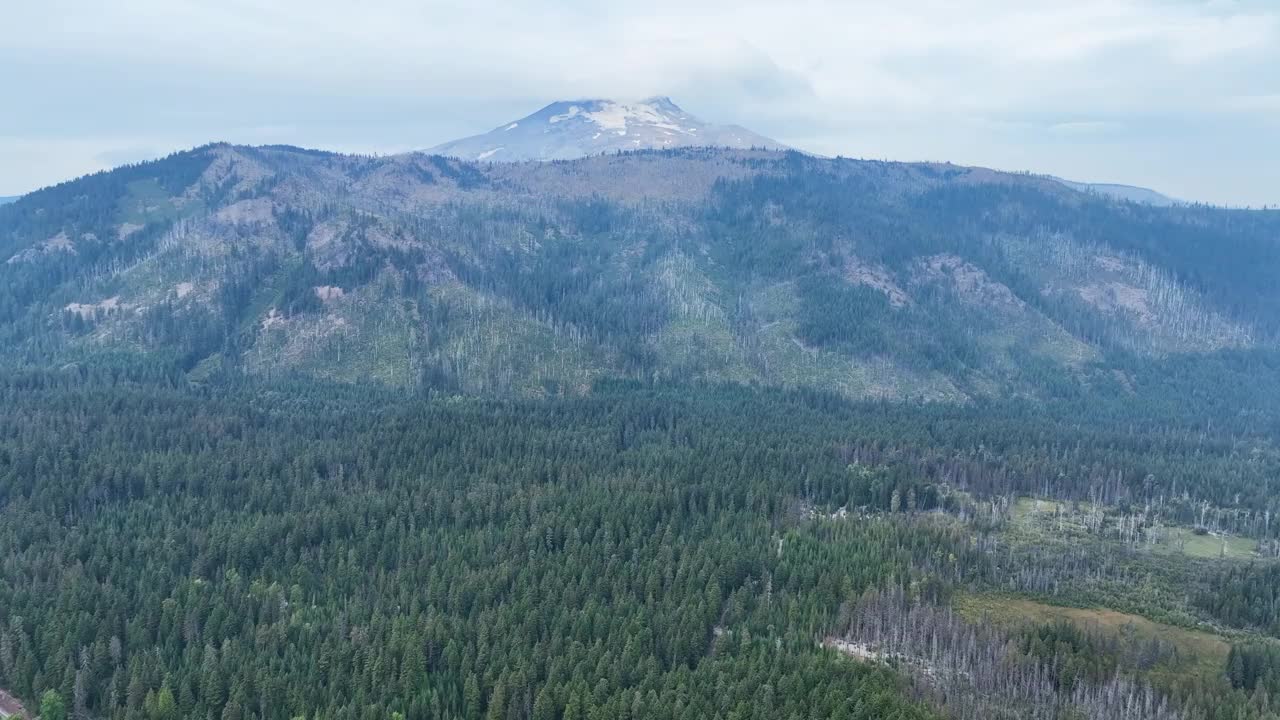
[548,99,691,134]
[428,97,787,162]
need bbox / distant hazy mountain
[428,97,787,161]
[1052,178,1178,206]
[0,197,17,205]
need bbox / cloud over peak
[1,0,1277,205]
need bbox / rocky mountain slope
[1,143,1277,405]
[427,97,786,161]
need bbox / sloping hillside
[1,144,1277,406]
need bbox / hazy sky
[3,0,1278,206]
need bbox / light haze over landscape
[7,5,1280,720]
[3,0,1279,206]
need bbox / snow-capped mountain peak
[428,97,786,162]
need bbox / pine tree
[40,690,67,720]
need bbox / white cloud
[1223,94,1280,113]
[1047,121,1124,137]
[1,0,1278,204]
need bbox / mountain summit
[427,97,787,161]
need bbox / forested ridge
[2,145,1279,406]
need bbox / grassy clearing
[1163,527,1256,560]
[1010,496,1259,561]
[1007,496,1093,537]
[956,592,1230,683]
[1011,497,1065,521]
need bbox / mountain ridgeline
[0,142,1278,416]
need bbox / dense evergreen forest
[2,370,1280,720]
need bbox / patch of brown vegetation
[118,222,145,240]
[257,311,353,366]
[214,197,275,226]
[363,223,417,252]
[305,220,349,270]
[0,688,29,719]
[65,296,123,319]
[915,254,1024,309]
[843,257,910,307]
[416,257,457,285]
[6,231,77,264]
[313,285,345,302]
[260,307,285,331]
[192,146,274,199]
[305,217,422,271]
[1093,254,1127,272]
[1077,282,1155,324]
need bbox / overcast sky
[3,0,1278,206]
